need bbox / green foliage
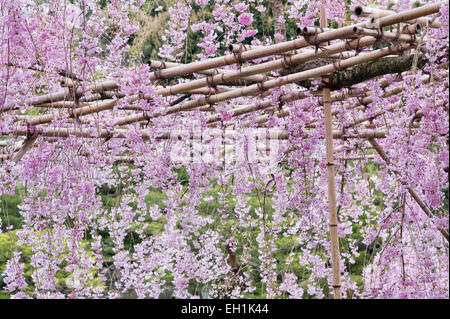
[0,230,33,295]
[1,192,22,232]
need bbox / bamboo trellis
[0,2,448,299]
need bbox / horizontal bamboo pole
[3,126,390,141]
[155,33,415,98]
[113,43,411,127]
[229,44,297,57]
[75,86,228,106]
[78,91,126,103]
[149,60,214,75]
[143,2,441,81]
[229,27,354,53]
[3,80,119,112]
[354,6,442,28]
[298,27,333,36]
[249,69,446,127]
[34,101,91,109]
[166,43,412,113]
[25,98,124,126]
[5,127,288,140]
[3,3,441,115]
[352,27,419,40]
[150,60,272,83]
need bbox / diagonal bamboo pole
[149,60,272,83]
[12,131,39,164]
[2,80,119,112]
[368,138,449,242]
[354,6,442,28]
[320,6,341,299]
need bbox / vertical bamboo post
[320,5,342,299]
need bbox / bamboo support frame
[142,2,442,82]
[154,32,414,98]
[1,2,441,118]
[112,42,413,127]
[7,3,440,128]
[248,68,447,128]
[149,59,273,84]
[354,6,442,29]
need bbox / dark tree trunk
[294,54,432,90]
[270,0,286,43]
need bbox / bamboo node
[354,37,363,55]
[303,33,320,53]
[257,75,270,92]
[322,77,331,89]
[154,61,167,81]
[357,96,369,107]
[281,54,297,71]
[375,28,384,41]
[205,94,216,108]
[233,45,245,67]
[393,24,401,42]
[332,56,345,72]
[143,111,151,123]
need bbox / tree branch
[295,54,430,90]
